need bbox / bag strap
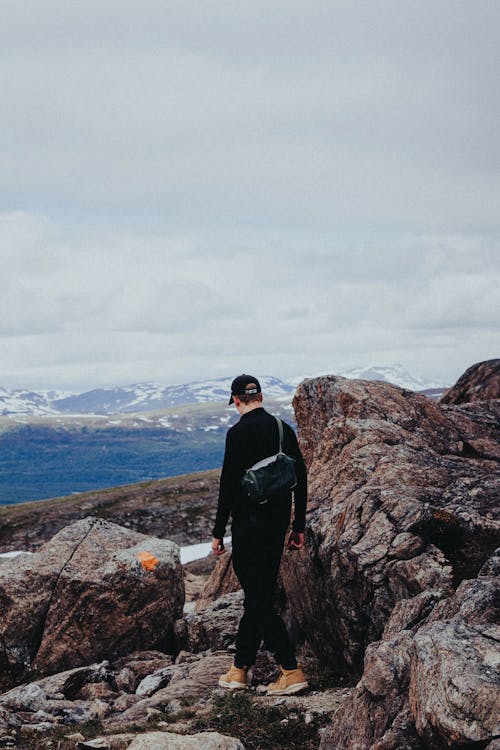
[275,416,284,454]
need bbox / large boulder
[320,550,500,749]
[0,517,184,673]
[285,366,499,666]
[440,358,500,404]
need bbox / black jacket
[212,407,307,539]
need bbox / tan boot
[218,664,248,690]
[266,665,308,696]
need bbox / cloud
[0,212,498,389]
[0,1,499,230]
[0,4,498,388]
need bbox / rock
[195,551,240,611]
[0,661,118,730]
[174,651,198,665]
[76,683,118,702]
[112,652,174,684]
[136,667,177,697]
[440,358,500,404]
[409,578,500,747]
[287,368,499,667]
[184,571,206,604]
[111,693,143,712]
[126,732,245,749]
[105,735,138,749]
[114,667,138,693]
[479,546,500,577]
[177,591,244,653]
[114,653,233,724]
[77,739,111,749]
[0,518,184,673]
[320,551,500,749]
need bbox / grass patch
[193,692,328,750]
[12,718,106,750]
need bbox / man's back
[213,406,307,540]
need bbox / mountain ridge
[0,366,448,417]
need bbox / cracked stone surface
[320,553,499,749]
[0,518,184,673]
[285,366,499,667]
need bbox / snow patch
[180,537,231,564]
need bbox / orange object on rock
[137,551,160,571]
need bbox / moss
[193,692,328,750]
[13,718,105,750]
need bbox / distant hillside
[0,469,221,553]
[0,376,294,417]
[0,367,447,417]
[0,399,294,505]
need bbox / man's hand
[287,531,305,550]
[212,537,226,556]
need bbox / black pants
[231,497,297,670]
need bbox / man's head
[229,374,263,407]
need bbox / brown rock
[184,571,206,604]
[177,591,244,653]
[114,667,138,693]
[440,358,500,404]
[410,615,500,745]
[126,732,245,749]
[115,653,233,724]
[320,552,499,749]
[76,682,118,702]
[0,518,184,674]
[111,692,142,712]
[112,651,174,684]
[195,550,240,611]
[288,371,499,667]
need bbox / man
[211,374,308,695]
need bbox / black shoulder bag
[240,417,297,505]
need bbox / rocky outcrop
[286,368,499,667]
[275,360,500,749]
[320,549,500,749]
[0,648,343,747]
[175,591,244,653]
[0,517,184,673]
[195,550,240,611]
[440,358,500,404]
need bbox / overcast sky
[1,1,498,390]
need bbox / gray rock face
[288,371,499,667]
[320,555,499,749]
[440,358,500,404]
[126,732,245,749]
[175,591,244,653]
[0,518,184,673]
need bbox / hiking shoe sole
[266,681,309,696]
[218,678,247,690]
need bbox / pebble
[76,739,111,749]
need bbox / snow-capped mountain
[51,376,294,415]
[0,377,294,417]
[0,367,449,418]
[0,388,73,417]
[338,364,444,392]
[287,364,446,393]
